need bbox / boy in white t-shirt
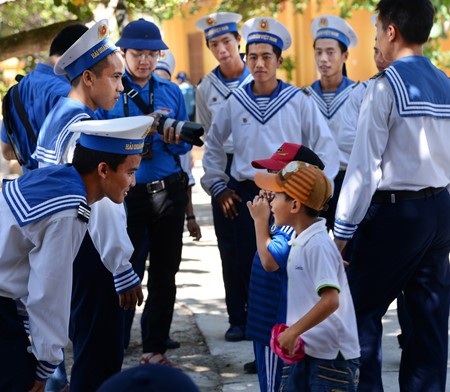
[254,161,360,391]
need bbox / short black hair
[376,0,434,45]
[313,39,348,54]
[49,24,88,57]
[284,193,321,217]
[245,42,282,59]
[206,31,240,48]
[72,144,128,175]
[71,52,116,86]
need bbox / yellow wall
[161,0,449,86]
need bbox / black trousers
[348,190,450,391]
[0,297,35,392]
[69,233,124,392]
[125,177,188,354]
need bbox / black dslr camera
[154,112,204,147]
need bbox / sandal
[140,352,174,367]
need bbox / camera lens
[156,115,204,146]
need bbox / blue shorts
[280,355,360,391]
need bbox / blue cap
[116,19,168,51]
[68,116,154,155]
[97,365,200,392]
[54,20,118,81]
[242,17,292,51]
[155,50,176,77]
[176,71,189,83]
[311,15,358,49]
[195,12,242,41]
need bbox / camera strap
[122,76,184,172]
[122,76,154,117]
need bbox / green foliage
[0,0,449,91]
[0,0,76,37]
[280,55,296,83]
[333,0,450,69]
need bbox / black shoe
[165,337,181,349]
[243,360,257,374]
[397,333,404,350]
[225,325,245,342]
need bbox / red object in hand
[270,323,306,364]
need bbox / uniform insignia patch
[77,202,91,223]
[318,17,328,28]
[206,17,217,26]
[98,23,108,40]
[259,19,270,31]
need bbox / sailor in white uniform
[306,14,358,233]
[0,116,151,392]
[195,11,254,342]
[335,15,390,170]
[201,15,339,355]
[334,1,450,390]
[33,20,144,391]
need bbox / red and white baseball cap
[251,143,325,172]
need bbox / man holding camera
[97,18,192,366]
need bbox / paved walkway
[128,161,450,392]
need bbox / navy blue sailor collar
[231,79,301,124]
[383,56,450,118]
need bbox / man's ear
[82,69,95,86]
[387,24,397,42]
[278,56,284,68]
[97,162,108,179]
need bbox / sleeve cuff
[114,267,141,294]
[35,360,58,382]
[333,219,358,240]
[210,181,228,198]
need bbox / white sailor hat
[155,50,176,77]
[68,116,154,155]
[371,14,378,27]
[54,19,118,81]
[241,17,292,51]
[311,15,358,49]
[195,12,242,41]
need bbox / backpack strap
[1,86,25,165]
[12,84,37,144]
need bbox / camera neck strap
[122,76,154,117]
[122,76,184,172]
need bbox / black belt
[138,171,185,194]
[335,170,346,182]
[371,187,445,204]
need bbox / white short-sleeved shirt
[286,218,360,360]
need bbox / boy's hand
[278,327,301,356]
[247,194,271,223]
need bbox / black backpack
[2,74,38,169]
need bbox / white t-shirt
[286,218,360,360]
